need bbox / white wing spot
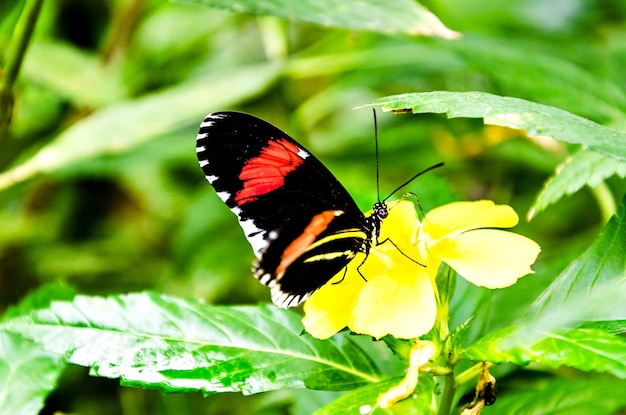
[200,119,215,128]
[196,145,206,153]
[199,160,209,168]
[196,132,208,140]
[205,174,217,183]
[216,191,230,203]
[297,148,310,159]
[239,218,267,256]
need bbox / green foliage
[179,0,458,38]
[1,0,626,414]
[3,292,382,394]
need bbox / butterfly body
[196,112,386,307]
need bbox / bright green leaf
[458,327,626,379]
[530,150,626,218]
[0,63,280,191]
[0,283,74,415]
[482,377,626,415]
[532,328,626,377]
[0,332,65,415]
[373,91,626,161]
[179,0,459,38]
[3,292,382,395]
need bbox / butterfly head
[373,201,389,220]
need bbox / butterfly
[196,111,438,308]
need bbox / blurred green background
[1,0,625,413]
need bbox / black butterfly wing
[196,112,371,306]
[256,210,370,307]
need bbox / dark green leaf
[180,0,459,38]
[373,91,626,161]
[3,292,382,395]
[530,150,626,218]
[450,37,626,125]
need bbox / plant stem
[590,181,616,223]
[438,371,456,415]
[0,0,44,137]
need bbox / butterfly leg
[332,267,349,285]
[377,237,426,267]
[356,255,369,282]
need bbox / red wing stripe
[235,139,305,205]
[275,210,340,277]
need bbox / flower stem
[438,371,456,415]
[590,181,616,223]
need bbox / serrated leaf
[0,63,280,191]
[2,292,382,395]
[530,150,626,217]
[180,0,459,38]
[482,377,626,415]
[529,194,626,321]
[373,91,626,161]
[531,328,626,377]
[459,328,626,379]
[315,375,435,415]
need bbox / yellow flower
[302,200,541,340]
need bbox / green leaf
[449,37,626,126]
[482,377,626,415]
[0,63,280,191]
[373,91,626,161]
[0,283,74,415]
[531,328,626,377]
[530,150,626,218]
[459,327,626,378]
[0,332,65,415]
[180,0,459,38]
[315,375,435,415]
[529,194,626,321]
[2,292,382,395]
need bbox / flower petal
[349,269,437,339]
[379,200,420,247]
[302,261,365,339]
[432,229,541,288]
[423,200,519,241]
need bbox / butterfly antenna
[373,108,381,203]
[382,162,445,203]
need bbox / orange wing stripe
[276,211,339,276]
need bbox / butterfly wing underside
[196,111,371,306]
